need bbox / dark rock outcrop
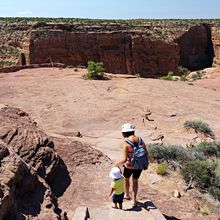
[176,24,214,71]
[0,105,114,218]
[0,140,60,220]
[0,105,72,219]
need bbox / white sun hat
[121,123,135,132]
[109,167,122,179]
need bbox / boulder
[0,106,60,184]
[0,140,60,220]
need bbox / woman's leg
[125,177,130,198]
[132,178,138,205]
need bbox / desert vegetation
[149,141,220,201]
[184,119,215,138]
[159,66,190,81]
[156,163,168,175]
[83,61,105,80]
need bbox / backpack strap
[126,137,142,148]
[125,139,136,149]
[138,137,142,145]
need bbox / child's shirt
[111,176,125,195]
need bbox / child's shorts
[112,192,124,203]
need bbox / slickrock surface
[0,67,220,219]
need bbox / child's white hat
[109,167,122,179]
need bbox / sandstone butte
[0,18,220,76]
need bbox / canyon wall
[212,26,220,66]
[1,19,219,76]
[176,24,214,71]
[29,31,179,76]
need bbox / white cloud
[17,11,32,16]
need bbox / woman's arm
[115,143,127,167]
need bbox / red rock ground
[0,67,220,219]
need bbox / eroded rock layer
[29,31,179,76]
[0,105,113,219]
[0,140,60,220]
[0,105,60,184]
[0,19,219,76]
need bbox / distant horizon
[1,0,220,20]
[1,17,220,20]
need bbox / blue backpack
[126,137,149,170]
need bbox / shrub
[156,163,168,175]
[181,160,220,200]
[181,160,216,189]
[178,66,190,81]
[196,141,220,157]
[178,66,190,76]
[159,71,173,80]
[180,74,188,81]
[184,119,214,138]
[200,206,210,215]
[149,143,220,200]
[148,144,198,165]
[83,61,105,80]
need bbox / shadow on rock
[48,157,71,198]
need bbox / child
[109,167,125,209]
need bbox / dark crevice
[176,24,214,71]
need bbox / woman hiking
[115,123,149,207]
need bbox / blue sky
[1,0,220,19]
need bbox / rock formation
[0,140,61,219]
[29,31,179,77]
[0,105,112,219]
[0,105,60,185]
[176,24,214,71]
[0,19,220,76]
[0,105,65,219]
[212,26,220,66]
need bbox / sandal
[124,196,131,200]
[112,206,118,209]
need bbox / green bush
[180,74,188,81]
[156,163,168,175]
[196,141,220,157]
[181,160,220,200]
[181,160,216,188]
[184,119,214,138]
[178,66,190,75]
[149,142,220,200]
[200,206,210,215]
[148,144,198,165]
[159,71,173,80]
[83,61,105,80]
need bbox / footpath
[72,199,167,220]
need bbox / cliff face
[29,31,179,76]
[1,19,219,76]
[176,24,214,71]
[212,26,220,66]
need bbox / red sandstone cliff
[28,31,179,76]
[211,26,220,66]
[1,19,219,76]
